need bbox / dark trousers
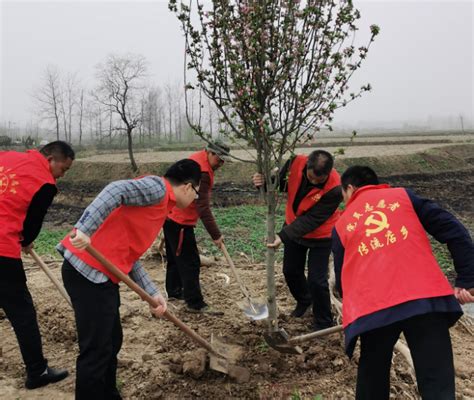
[282,239,333,326]
[163,219,205,309]
[357,313,455,400]
[0,280,47,377]
[62,260,122,400]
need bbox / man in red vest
[0,141,74,389]
[57,159,201,400]
[333,165,474,399]
[164,140,230,314]
[253,150,342,330]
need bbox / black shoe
[185,304,224,316]
[168,293,184,301]
[290,303,311,318]
[25,367,69,389]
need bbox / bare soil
[1,253,474,399]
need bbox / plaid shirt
[57,176,166,296]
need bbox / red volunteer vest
[285,155,341,239]
[168,150,214,226]
[61,179,175,283]
[0,150,56,258]
[335,184,454,327]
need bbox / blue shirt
[57,176,167,297]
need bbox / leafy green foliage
[195,204,285,262]
[34,229,69,256]
[430,239,454,275]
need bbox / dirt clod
[182,349,207,379]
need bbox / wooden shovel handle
[220,243,252,300]
[84,244,219,356]
[29,249,72,307]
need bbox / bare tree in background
[78,89,85,145]
[94,53,147,172]
[33,66,62,140]
[142,86,163,142]
[164,82,175,143]
[62,73,78,143]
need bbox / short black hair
[307,150,333,176]
[40,141,75,160]
[341,166,379,190]
[164,159,201,187]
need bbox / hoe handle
[84,244,220,356]
[288,324,344,344]
[29,249,72,307]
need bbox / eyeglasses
[191,185,199,199]
[211,152,225,165]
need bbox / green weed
[116,377,124,392]
[256,339,269,353]
[430,239,453,274]
[195,204,285,262]
[290,389,323,400]
[291,389,302,400]
[34,229,70,256]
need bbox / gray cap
[206,140,231,161]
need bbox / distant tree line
[26,53,226,150]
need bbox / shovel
[264,324,343,354]
[28,249,72,307]
[83,243,249,381]
[220,243,268,321]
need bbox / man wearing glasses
[164,140,231,314]
[253,150,342,331]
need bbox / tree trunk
[127,128,138,172]
[265,189,278,332]
[78,91,84,145]
[54,105,59,140]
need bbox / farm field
[78,133,473,164]
[1,136,473,399]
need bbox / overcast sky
[0,0,473,129]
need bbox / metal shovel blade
[209,335,250,382]
[263,328,303,355]
[237,299,269,321]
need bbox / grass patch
[35,204,285,261]
[430,239,454,275]
[34,229,70,256]
[195,204,285,262]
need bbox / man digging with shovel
[57,159,201,400]
[164,140,230,315]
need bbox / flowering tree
[169,0,379,332]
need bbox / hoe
[264,324,343,354]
